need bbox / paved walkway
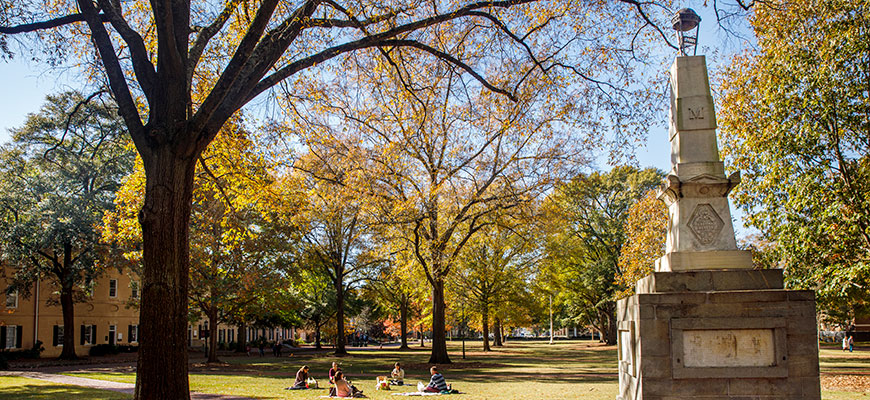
[0,370,254,399]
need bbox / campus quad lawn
[0,375,129,399]
[61,340,870,400]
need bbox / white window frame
[131,281,139,299]
[109,279,118,298]
[82,325,96,345]
[130,325,139,343]
[5,290,18,309]
[5,325,18,349]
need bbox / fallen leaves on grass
[821,374,870,392]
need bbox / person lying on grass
[287,365,310,390]
[390,362,405,385]
[423,366,449,393]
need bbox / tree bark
[58,281,77,360]
[334,281,347,355]
[206,306,219,363]
[134,147,196,400]
[428,278,451,364]
[236,321,247,352]
[603,302,617,345]
[481,303,491,351]
[493,317,503,347]
[399,298,409,350]
[315,318,323,350]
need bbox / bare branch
[0,13,109,34]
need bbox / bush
[0,340,45,369]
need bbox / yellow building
[1,270,140,358]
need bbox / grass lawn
[14,339,867,400]
[0,375,129,399]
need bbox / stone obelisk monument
[616,9,821,400]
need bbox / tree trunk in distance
[399,299,409,350]
[481,304,491,351]
[334,281,347,355]
[428,278,451,364]
[236,322,247,352]
[603,303,618,345]
[315,320,322,350]
[493,317,503,347]
[134,147,196,400]
[207,306,219,363]
[58,283,77,360]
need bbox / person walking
[848,335,854,352]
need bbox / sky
[0,5,756,236]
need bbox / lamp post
[672,8,701,56]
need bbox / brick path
[0,370,254,399]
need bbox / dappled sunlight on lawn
[0,376,130,399]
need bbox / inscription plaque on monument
[682,329,775,367]
[687,203,724,245]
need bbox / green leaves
[718,0,870,326]
[0,90,134,295]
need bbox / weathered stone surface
[618,53,820,400]
[637,270,784,293]
[656,250,753,272]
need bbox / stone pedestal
[617,270,821,399]
[616,54,821,399]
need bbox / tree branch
[0,13,109,34]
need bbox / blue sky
[0,5,755,236]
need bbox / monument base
[655,250,753,272]
[617,269,821,400]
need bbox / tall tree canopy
[718,0,870,326]
[1,0,688,392]
[0,91,135,359]
[541,166,662,344]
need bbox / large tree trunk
[494,317,503,347]
[206,306,219,363]
[236,321,247,352]
[399,298,409,350]
[428,278,451,364]
[481,303,491,352]
[58,281,77,360]
[334,281,347,355]
[135,147,197,400]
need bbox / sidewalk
[0,370,254,399]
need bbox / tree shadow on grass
[0,384,130,400]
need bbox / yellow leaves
[616,189,667,298]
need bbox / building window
[5,290,18,309]
[2,325,20,349]
[229,329,234,343]
[53,325,64,346]
[81,325,96,345]
[128,325,138,343]
[109,279,117,298]
[130,281,139,299]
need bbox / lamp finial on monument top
[672,8,701,56]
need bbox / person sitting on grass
[329,362,342,384]
[423,366,449,393]
[286,365,310,390]
[390,362,405,386]
[334,371,365,398]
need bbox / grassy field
[0,340,867,399]
[0,375,129,399]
